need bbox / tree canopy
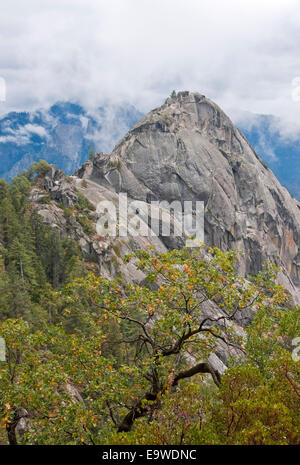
[0,244,299,445]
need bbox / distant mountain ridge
[237,114,300,200]
[0,101,143,181]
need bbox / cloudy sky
[0,0,300,131]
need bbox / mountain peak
[79,92,300,304]
[122,90,237,155]
[166,90,205,102]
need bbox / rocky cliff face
[29,165,171,283]
[29,165,245,376]
[77,91,300,303]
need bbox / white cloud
[79,115,89,131]
[233,111,279,163]
[85,104,141,153]
[0,134,28,145]
[0,123,48,145]
[0,77,6,102]
[24,124,48,138]
[256,134,278,163]
[0,0,300,131]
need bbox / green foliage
[0,178,85,326]
[63,207,73,218]
[0,232,299,444]
[24,160,51,180]
[40,195,51,205]
[88,146,95,161]
[77,216,95,235]
[0,319,116,444]
[76,192,96,212]
[209,356,300,444]
[111,353,300,446]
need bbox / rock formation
[76,91,300,304]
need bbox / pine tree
[88,146,95,161]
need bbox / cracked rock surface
[78,91,300,304]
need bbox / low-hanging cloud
[0,0,300,135]
[0,123,48,145]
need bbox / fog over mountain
[1,1,299,199]
[0,102,142,180]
